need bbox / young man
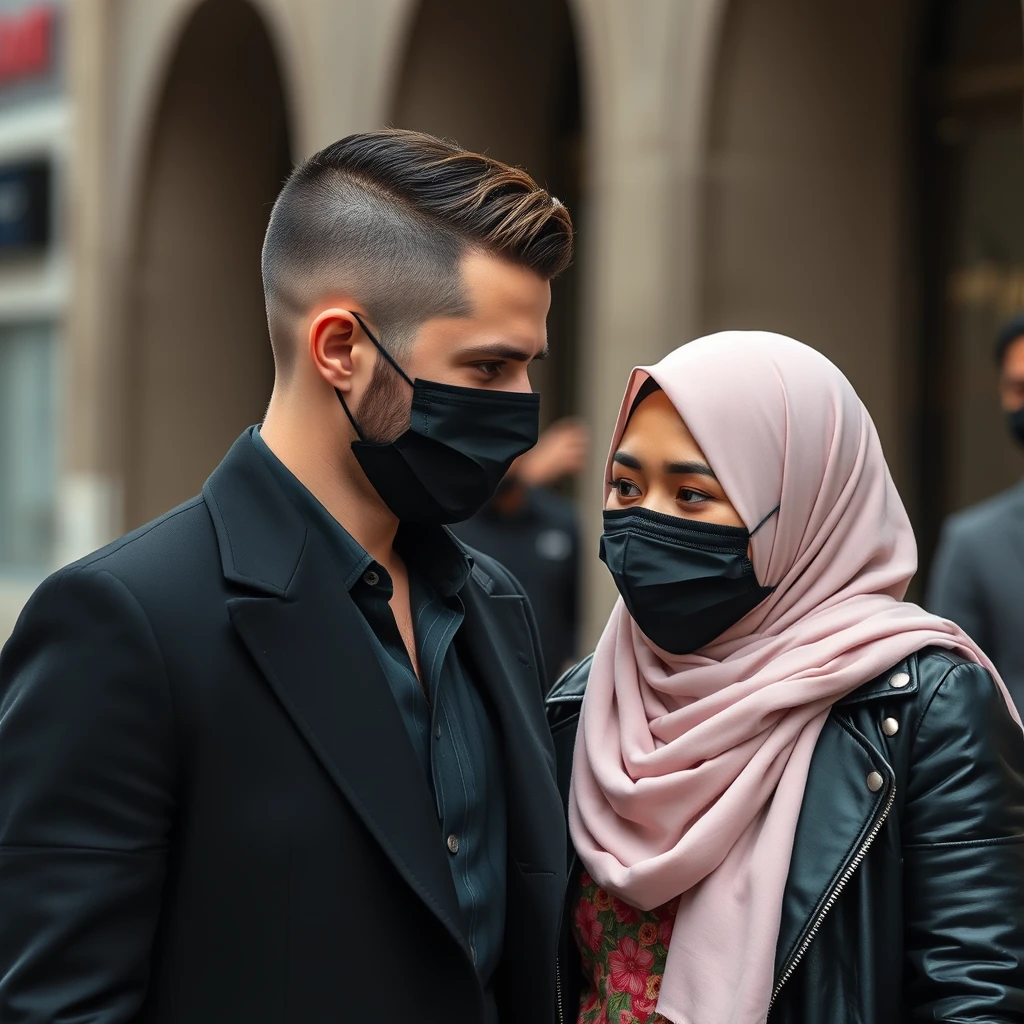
[927,312,1024,706]
[0,130,573,1023]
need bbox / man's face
[1000,335,1024,414]
[404,250,551,394]
[352,250,550,443]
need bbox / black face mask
[337,313,540,524]
[1009,407,1024,448]
[600,505,779,655]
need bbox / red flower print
[608,937,655,996]
[637,921,658,947]
[575,897,604,953]
[632,994,658,1021]
[613,898,640,925]
[580,872,593,887]
[659,915,674,947]
[619,1011,633,1024]
[594,888,613,911]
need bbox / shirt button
[363,569,380,587]
[446,834,460,855]
[435,722,442,740]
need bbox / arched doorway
[702,0,1024,589]
[124,0,291,528]
[917,0,1024,563]
[701,0,918,478]
[389,0,584,427]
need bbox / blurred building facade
[1,0,1022,649]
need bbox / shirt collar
[251,426,472,595]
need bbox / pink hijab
[569,332,1019,1024]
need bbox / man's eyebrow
[666,460,717,480]
[460,342,549,363]
[612,451,642,470]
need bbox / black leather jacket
[547,647,1024,1023]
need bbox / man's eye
[474,362,504,378]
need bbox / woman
[547,332,1024,1024]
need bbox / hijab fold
[569,332,1019,1024]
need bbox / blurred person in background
[0,130,573,1024]
[927,312,1024,707]
[453,416,587,685]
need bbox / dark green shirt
[251,427,507,989]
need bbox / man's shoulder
[943,482,1024,544]
[59,494,219,593]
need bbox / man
[0,130,572,1023]
[453,417,587,685]
[927,312,1024,705]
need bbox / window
[0,320,56,572]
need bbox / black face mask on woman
[600,504,780,655]
[336,313,540,524]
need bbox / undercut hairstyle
[995,312,1024,369]
[261,129,575,375]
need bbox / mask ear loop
[334,310,414,442]
[749,503,781,537]
[350,311,415,388]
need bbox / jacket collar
[835,655,918,705]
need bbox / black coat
[547,647,1024,1023]
[0,431,566,1024]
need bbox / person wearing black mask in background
[0,130,573,1024]
[927,312,1024,706]
[453,417,587,685]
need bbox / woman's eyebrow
[665,460,718,480]
[612,451,642,470]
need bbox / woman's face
[606,388,745,528]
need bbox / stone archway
[389,0,584,425]
[124,0,291,528]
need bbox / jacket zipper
[556,955,565,1024]
[767,779,896,1016]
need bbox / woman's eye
[678,487,709,504]
[610,478,641,498]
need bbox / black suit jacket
[0,431,566,1023]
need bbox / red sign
[0,6,54,86]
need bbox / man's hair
[262,129,574,374]
[995,312,1024,369]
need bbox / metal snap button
[882,717,899,736]
[888,671,910,689]
[866,771,884,792]
[363,569,380,587]
[447,834,460,855]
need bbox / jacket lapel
[458,568,565,875]
[204,432,466,951]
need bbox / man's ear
[309,308,362,392]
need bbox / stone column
[569,0,727,649]
[60,0,123,565]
